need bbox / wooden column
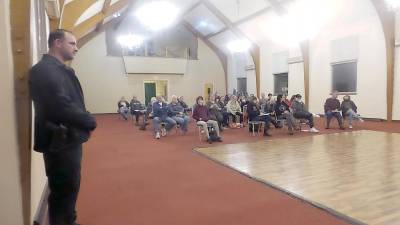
[10,0,32,225]
[300,40,310,109]
[371,0,396,121]
[250,46,261,98]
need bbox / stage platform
[195,130,400,225]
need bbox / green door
[144,83,156,106]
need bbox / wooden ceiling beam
[183,21,228,94]
[60,0,98,30]
[72,0,129,40]
[371,0,396,121]
[202,0,261,97]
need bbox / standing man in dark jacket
[29,29,97,225]
[324,91,344,129]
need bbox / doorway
[144,80,168,105]
[204,83,213,101]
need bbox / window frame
[331,60,358,95]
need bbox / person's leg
[333,112,344,128]
[237,112,244,123]
[207,120,220,137]
[134,111,141,123]
[222,112,229,126]
[325,112,333,128]
[164,117,177,131]
[284,112,294,134]
[305,112,314,128]
[197,121,209,139]
[44,144,82,225]
[153,117,161,134]
[122,107,129,120]
[182,116,189,132]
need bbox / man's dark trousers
[44,144,82,225]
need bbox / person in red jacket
[193,96,222,143]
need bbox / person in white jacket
[226,95,243,127]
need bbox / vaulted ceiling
[50,0,291,51]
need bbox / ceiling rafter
[61,0,100,30]
[201,0,262,96]
[72,0,128,39]
[182,21,228,94]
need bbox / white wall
[239,0,387,119]
[308,0,386,118]
[30,0,47,221]
[72,32,226,113]
[0,0,24,224]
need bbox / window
[331,61,357,93]
[237,78,247,95]
[274,73,288,95]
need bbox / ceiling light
[135,1,179,31]
[117,34,145,49]
[227,39,252,53]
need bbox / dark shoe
[216,137,223,142]
[139,126,146,130]
[289,131,294,135]
[207,138,213,144]
[340,127,345,130]
[263,132,271,136]
[325,127,330,129]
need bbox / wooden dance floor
[195,130,400,225]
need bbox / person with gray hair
[168,95,189,133]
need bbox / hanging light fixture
[135,1,180,31]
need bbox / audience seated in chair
[226,95,243,127]
[153,96,176,139]
[261,95,280,128]
[192,96,222,143]
[275,94,296,135]
[117,97,130,120]
[247,96,271,136]
[340,95,364,129]
[291,94,319,133]
[168,95,189,134]
[178,96,191,114]
[207,95,225,132]
[215,96,229,127]
[130,96,146,126]
[324,91,345,130]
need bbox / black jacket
[247,102,260,121]
[29,54,97,152]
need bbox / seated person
[324,91,344,129]
[215,96,229,127]
[168,95,189,133]
[130,96,146,126]
[261,96,280,128]
[274,94,296,135]
[178,96,191,113]
[193,96,222,143]
[117,97,129,120]
[207,96,224,131]
[341,95,364,129]
[291,94,319,132]
[247,96,271,136]
[226,95,243,127]
[283,94,291,107]
[152,96,176,139]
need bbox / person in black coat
[247,96,271,136]
[29,29,97,225]
[274,94,295,135]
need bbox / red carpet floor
[77,115,399,225]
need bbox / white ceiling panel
[209,29,238,53]
[184,4,226,36]
[74,0,106,26]
[208,0,270,22]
